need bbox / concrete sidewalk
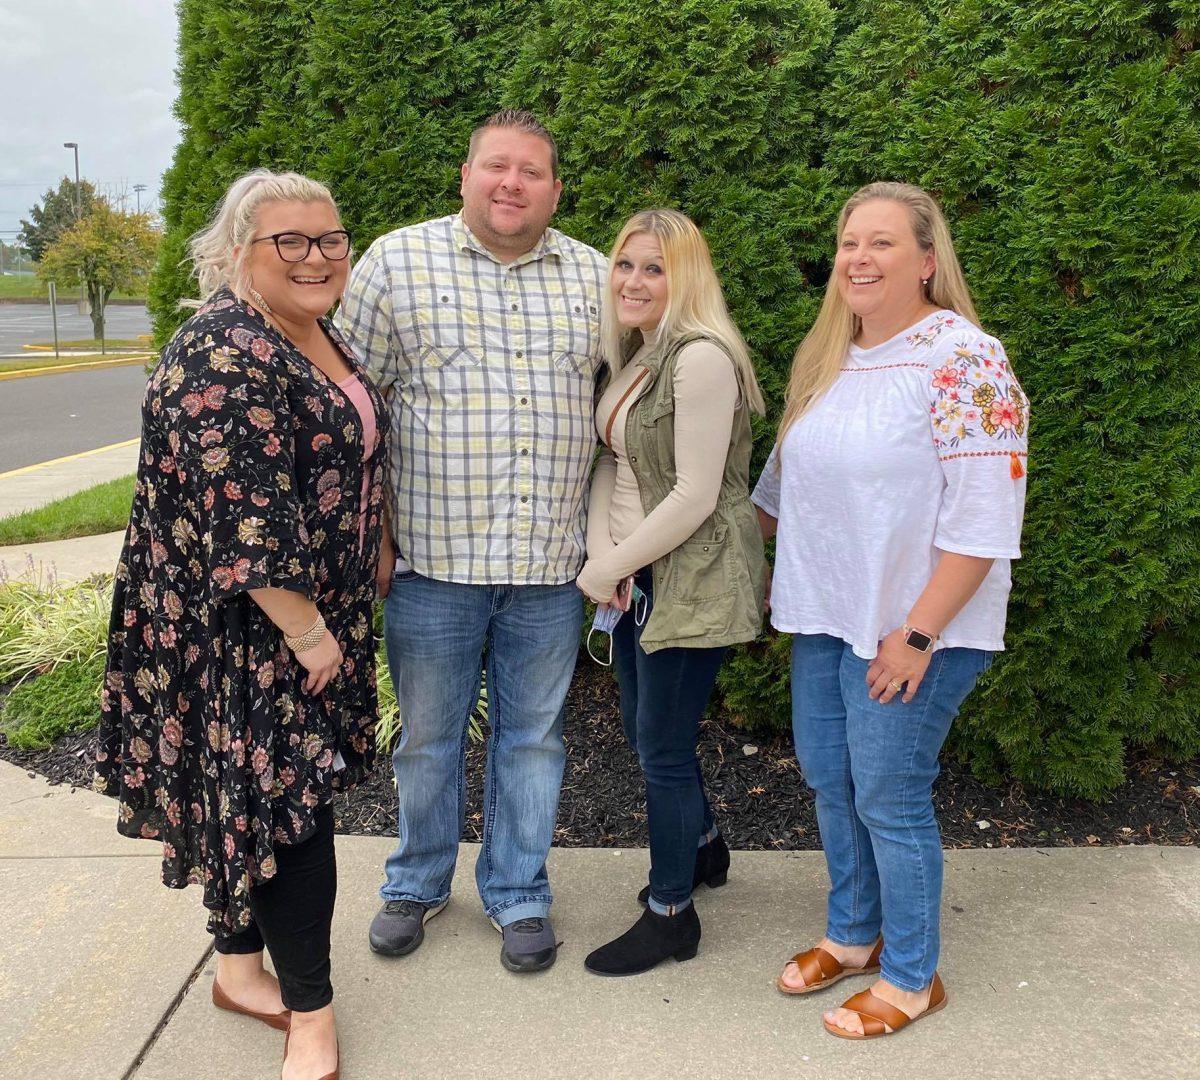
[0,439,139,519]
[2,759,1197,1080]
[0,438,136,584]
[0,530,124,584]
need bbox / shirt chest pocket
[545,293,601,376]
[413,287,484,368]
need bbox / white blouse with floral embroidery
[752,309,1029,660]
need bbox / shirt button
[631,455,638,463]
[511,303,519,311]
[440,295,449,303]
[520,496,529,504]
[520,397,528,405]
[574,305,582,313]
[515,350,523,358]
[520,448,529,456]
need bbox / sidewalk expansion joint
[123,941,215,1080]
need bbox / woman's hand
[867,628,933,704]
[376,544,396,599]
[576,559,618,605]
[294,630,344,695]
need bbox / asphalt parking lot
[0,302,151,354]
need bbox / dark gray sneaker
[368,899,447,957]
[497,916,558,973]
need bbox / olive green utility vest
[618,333,766,653]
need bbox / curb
[0,354,152,382]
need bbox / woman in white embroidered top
[752,182,1028,1038]
[577,209,767,976]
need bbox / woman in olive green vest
[577,209,767,975]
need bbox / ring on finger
[888,679,904,691]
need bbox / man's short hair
[468,109,559,177]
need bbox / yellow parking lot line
[0,438,141,481]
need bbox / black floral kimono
[95,286,387,937]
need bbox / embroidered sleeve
[169,332,316,602]
[929,333,1029,559]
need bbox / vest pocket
[667,525,735,603]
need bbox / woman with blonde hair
[753,182,1028,1038]
[577,208,766,975]
[95,168,387,1079]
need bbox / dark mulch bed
[3,662,1197,849]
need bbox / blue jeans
[791,633,992,991]
[381,571,583,926]
[612,570,725,908]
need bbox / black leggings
[214,802,337,1013]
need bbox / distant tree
[18,177,101,262]
[38,204,159,339]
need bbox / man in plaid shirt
[339,110,606,974]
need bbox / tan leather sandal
[775,938,883,996]
[823,972,948,1039]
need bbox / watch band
[902,622,936,653]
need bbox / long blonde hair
[602,209,765,415]
[776,182,979,446]
[184,168,338,303]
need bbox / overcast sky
[0,0,179,244]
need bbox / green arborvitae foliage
[504,0,838,413]
[826,0,1200,797]
[153,0,1200,797]
[149,0,317,343]
[301,1,540,242]
[150,0,540,345]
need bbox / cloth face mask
[586,583,647,666]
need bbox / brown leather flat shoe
[283,1031,339,1080]
[211,978,291,1032]
[823,972,948,1039]
[776,938,883,996]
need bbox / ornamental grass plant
[0,577,112,749]
[148,0,1200,797]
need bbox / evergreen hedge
[152,0,1200,798]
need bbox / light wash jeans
[791,633,992,991]
[380,570,582,926]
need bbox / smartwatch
[902,623,936,653]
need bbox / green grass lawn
[0,276,146,301]
[0,352,149,375]
[0,475,135,545]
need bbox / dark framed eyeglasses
[251,230,351,262]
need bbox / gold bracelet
[284,613,326,653]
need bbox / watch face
[907,629,934,652]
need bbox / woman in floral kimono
[95,170,387,1080]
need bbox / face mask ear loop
[587,627,613,666]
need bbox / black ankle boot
[637,833,730,905]
[584,904,701,976]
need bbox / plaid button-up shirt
[338,214,608,584]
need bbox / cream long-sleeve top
[577,338,740,602]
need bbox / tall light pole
[63,142,85,314]
[63,142,81,217]
[133,183,147,214]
